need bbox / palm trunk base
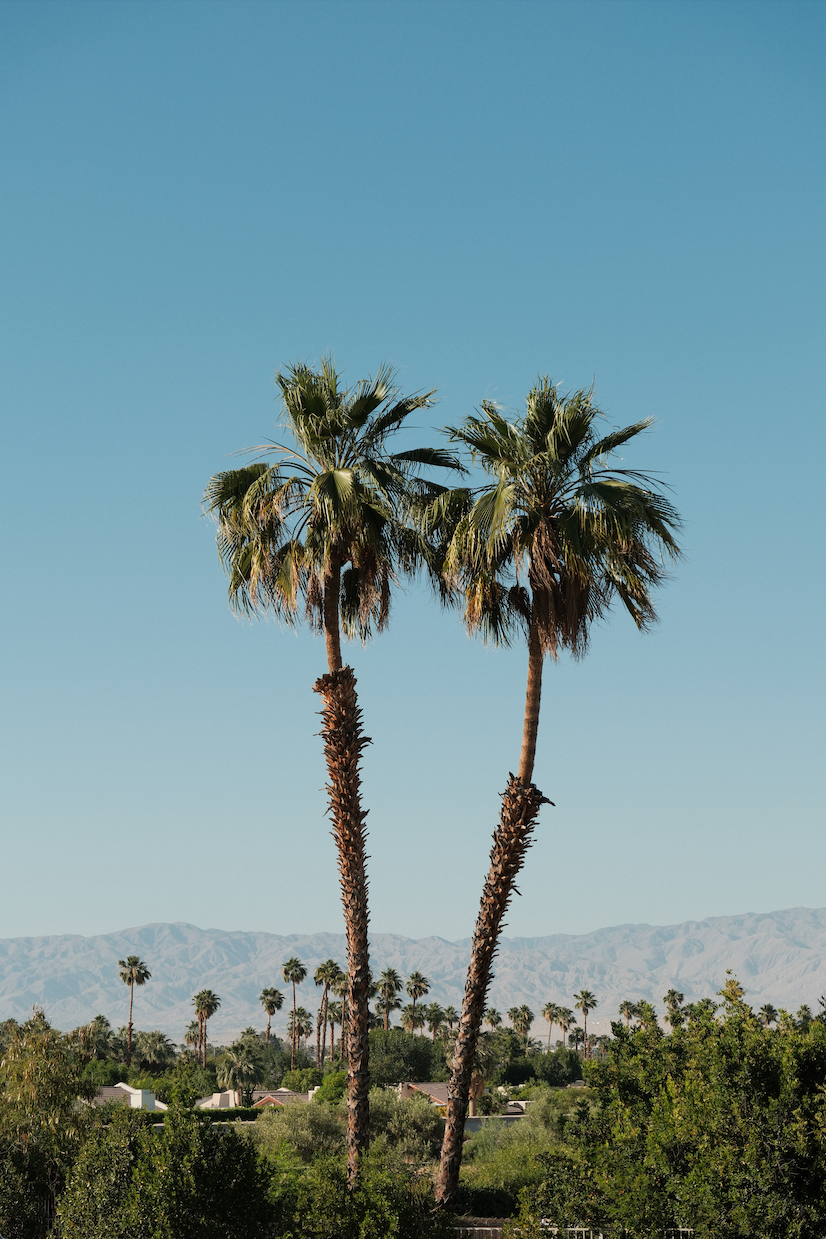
[435,774,549,1211]
[314,666,371,1187]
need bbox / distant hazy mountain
[2,907,825,1042]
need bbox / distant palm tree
[134,1030,175,1072]
[430,379,680,1209]
[259,987,284,1045]
[758,1003,778,1027]
[282,957,307,1069]
[184,1021,200,1054]
[218,1046,260,1106]
[618,999,638,1028]
[205,359,456,1186]
[192,989,221,1066]
[400,1004,425,1035]
[118,956,151,1067]
[425,1003,445,1040]
[443,1006,459,1032]
[663,989,685,1030]
[574,991,598,1056]
[331,969,349,1064]
[797,1004,814,1031]
[484,1008,502,1031]
[376,967,404,1032]
[569,1027,585,1052]
[406,971,430,1027]
[557,1007,575,1048]
[314,960,341,1064]
[542,1002,560,1050]
[327,1000,342,1061]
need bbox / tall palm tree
[327,1000,342,1061]
[542,1001,559,1050]
[400,1004,425,1035]
[425,1003,445,1040]
[430,378,680,1209]
[557,1007,575,1052]
[663,988,685,1030]
[518,1004,535,1051]
[483,1008,501,1031]
[118,956,151,1067]
[618,999,638,1028]
[758,1003,778,1028]
[406,971,430,1027]
[314,959,341,1065]
[184,1021,200,1054]
[192,989,220,1067]
[376,967,404,1032]
[282,957,307,1070]
[259,987,284,1044]
[574,991,597,1056]
[205,359,457,1185]
[442,1006,459,1032]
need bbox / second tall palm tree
[431,377,681,1208]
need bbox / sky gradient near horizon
[1,0,824,944]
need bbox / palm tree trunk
[291,981,296,1070]
[266,1013,271,1043]
[127,981,134,1066]
[314,665,371,1187]
[323,562,343,673]
[434,774,549,1211]
[330,1019,335,1062]
[518,612,543,784]
[320,987,329,1065]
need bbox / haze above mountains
[2,907,825,1041]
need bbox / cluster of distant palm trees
[201,359,680,1202]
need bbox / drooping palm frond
[204,357,463,648]
[440,378,681,658]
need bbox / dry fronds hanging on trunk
[436,774,550,1209]
[314,665,371,1186]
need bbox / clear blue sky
[1,0,824,943]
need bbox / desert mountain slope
[1,907,825,1041]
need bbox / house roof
[409,1082,450,1106]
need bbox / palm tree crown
[440,380,680,783]
[282,956,307,1071]
[204,358,457,673]
[259,987,284,1044]
[406,971,431,1015]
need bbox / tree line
[203,357,681,1203]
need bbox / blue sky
[1,0,824,943]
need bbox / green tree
[117,956,151,1067]
[542,1002,560,1049]
[134,1029,175,1073]
[259,986,284,1045]
[282,956,307,1069]
[205,359,457,1185]
[430,378,680,1208]
[191,989,220,1067]
[314,959,341,1064]
[758,1003,778,1027]
[663,988,685,1030]
[618,999,638,1027]
[574,991,597,1057]
[406,971,431,1024]
[443,1006,459,1031]
[425,1003,445,1040]
[376,967,404,1032]
[0,1010,96,1237]
[484,1008,502,1031]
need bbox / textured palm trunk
[320,987,329,1065]
[435,773,549,1210]
[518,611,543,784]
[314,665,371,1187]
[265,1013,271,1043]
[126,982,134,1067]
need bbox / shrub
[313,1069,348,1106]
[367,1087,444,1160]
[368,1028,444,1086]
[58,1106,272,1239]
[253,1099,346,1164]
[281,1067,323,1092]
[271,1154,453,1239]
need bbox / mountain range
[2,906,825,1042]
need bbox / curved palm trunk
[435,774,548,1209]
[314,664,371,1187]
[518,612,543,785]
